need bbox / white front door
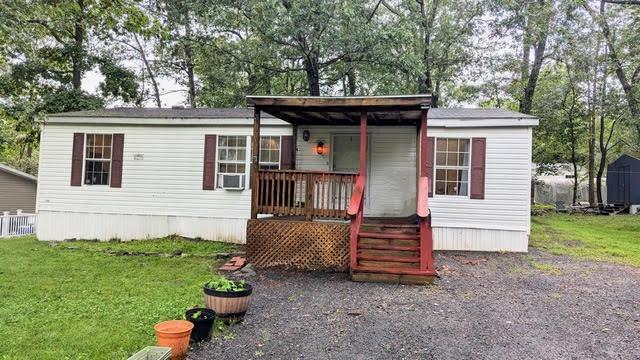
[331,134,371,211]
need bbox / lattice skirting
[246,219,349,271]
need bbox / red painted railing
[416,175,434,272]
[348,175,366,269]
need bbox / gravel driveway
[189,249,640,359]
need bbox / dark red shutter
[70,133,84,186]
[203,135,217,190]
[470,138,486,199]
[280,136,295,169]
[426,136,435,197]
[110,134,124,188]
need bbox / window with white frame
[259,136,280,170]
[434,138,470,196]
[217,135,247,179]
[84,134,113,185]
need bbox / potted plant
[185,307,216,343]
[203,277,253,323]
[154,320,193,360]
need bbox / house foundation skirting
[246,218,349,271]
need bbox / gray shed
[606,155,640,205]
[0,163,37,213]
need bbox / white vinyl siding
[296,126,417,217]
[36,121,291,242]
[296,125,532,233]
[36,115,534,251]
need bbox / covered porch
[245,95,437,284]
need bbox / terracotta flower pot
[203,283,253,323]
[154,320,194,360]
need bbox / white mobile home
[37,96,538,273]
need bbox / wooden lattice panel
[246,219,349,271]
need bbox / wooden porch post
[359,111,367,176]
[251,107,261,219]
[418,106,434,272]
[420,108,428,178]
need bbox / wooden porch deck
[246,95,436,284]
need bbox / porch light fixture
[315,141,327,155]
[302,130,311,142]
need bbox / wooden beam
[247,95,432,109]
[359,111,367,176]
[251,108,261,219]
[420,108,429,177]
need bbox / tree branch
[381,0,403,17]
[603,0,640,5]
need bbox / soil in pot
[154,320,194,360]
[203,283,253,324]
[185,308,216,343]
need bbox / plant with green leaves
[205,277,246,292]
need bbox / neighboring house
[532,163,605,205]
[0,163,37,213]
[607,154,640,206]
[37,97,538,269]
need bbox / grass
[0,236,237,360]
[529,259,561,275]
[531,213,640,268]
[57,235,235,257]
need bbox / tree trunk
[183,8,196,107]
[596,112,607,205]
[72,0,85,91]
[417,0,439,107]
[347,67,357,96]
[519,0,550,114]
[519,33,548,114]
[134,34,161,108]
[588,47,599,205]
[570,117,579,206]
[303,54,321,96]
[596,1,640,136]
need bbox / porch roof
[246,95,432,126]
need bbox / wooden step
[357,243,420,252]
[357,249,419,258]
[357,254,419,263]
[351,272,437,285]
[358,238,419,247]
[358,259,420,269]
[360,224,419,234]
[352,265,437,276]
[358,232,419,240]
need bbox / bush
[531,203,556,216]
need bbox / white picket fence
[0,211,37,238]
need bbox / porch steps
[357,244,420,252]
[351,219,437,285]
[357,232,419,240]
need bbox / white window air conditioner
[220,174,245,190]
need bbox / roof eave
[0,164,37,182]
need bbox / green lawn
[0,236,237,360]
[531,213,640,267]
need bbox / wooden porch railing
[254,170,357,220]
[347,175,366,269]
[417,175,434,272]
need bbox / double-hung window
[259,136,281,170]
[434,138,470,196]
[84,134,113,185]
[217,135,247,177]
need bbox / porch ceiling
[246,95,432,126]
